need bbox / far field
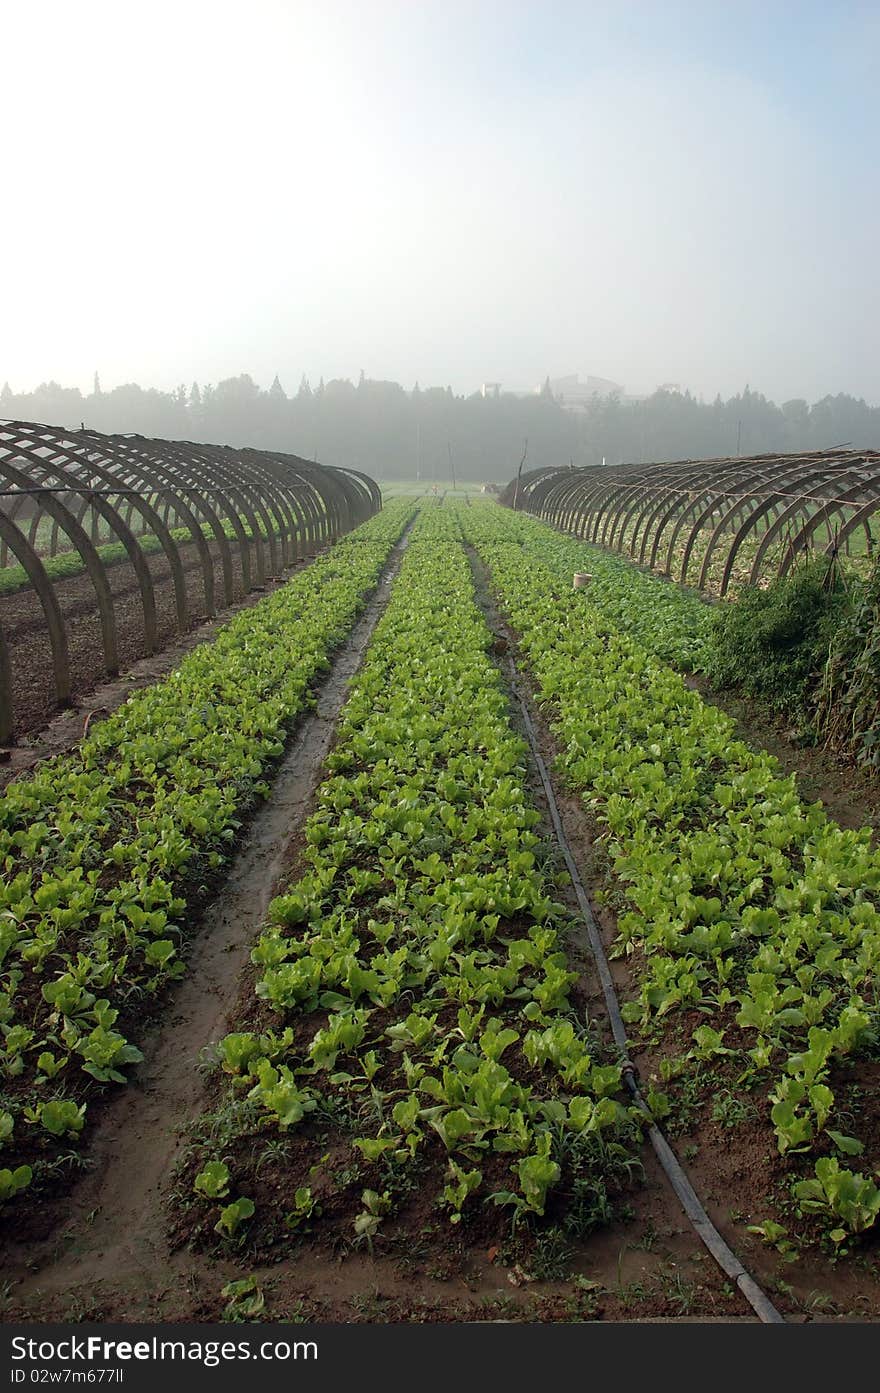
[378,479,489,496]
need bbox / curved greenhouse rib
[0,420,380,740]
[0,512,71,730]
[508,449,880,597]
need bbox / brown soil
[538,763,880,1320]
[0,536,306,743]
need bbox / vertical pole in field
[512,438,528,511]
[448,441,455,492]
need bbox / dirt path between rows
[1,529,413,1320]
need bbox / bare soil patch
[1,536,307,744]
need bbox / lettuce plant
[0,1165,32,1202]
[194,1161,231,1199]
[214,1196,255,1238]
[794,1158,880,1235]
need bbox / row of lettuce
[492,511,712,671]
[0,499,415,1206]
[187,503,640,1248]
[533,507,880,769]
[462,502,880,1240]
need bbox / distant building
[540,373,624,410]
[477,373,629,407]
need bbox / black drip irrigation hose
[505,656,785,1325]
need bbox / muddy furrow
[2,528,411,1303]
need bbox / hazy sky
[3,0,878,403]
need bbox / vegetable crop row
[492,508,711,670]
[187,503,640,1250]
[0,499,415,1207]
[461,502,880,1242]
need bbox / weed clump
[704,558,849,723]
